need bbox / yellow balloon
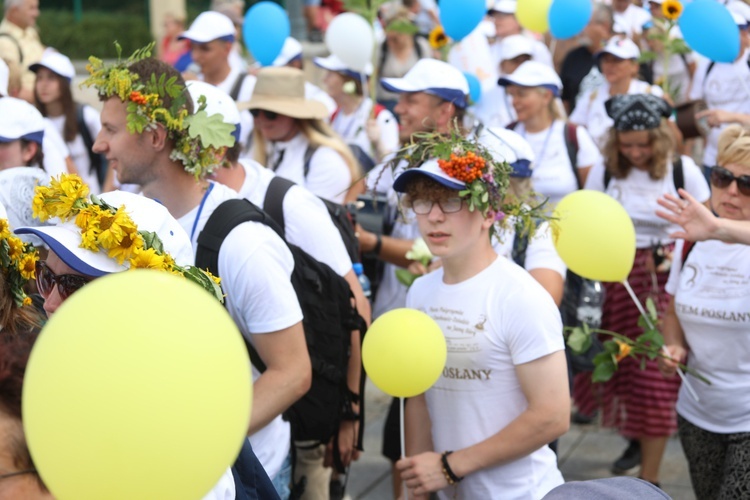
[516,0,553,33]
[23,271,251,500]
[362,308,447,398]
[554,190,636,282]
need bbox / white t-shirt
[584,155,710,248]
[512,120,601,205]
[236,158,352,276]
[665,239,750,433]
[570,79,664,151]
[406,256,564,499]
[262,132,352,204]
[202,468,235,500]
[493,220,566,279]
[178,181,303,479]
[688,50,750,166]
[613,4,652,37]
[331,98,399,163]
[41,120,69,178]
[47,105,102,193]
[473,85,516,129]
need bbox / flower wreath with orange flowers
[82,43,236,180]
[32,174,224,303]
[385,125,552,238]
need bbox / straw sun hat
[237,67,328,120]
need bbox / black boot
[611,439,641,474]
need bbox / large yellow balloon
[23,271,251,500]
[517,0,553,33]
[363,308,447,398]
[554,190,636,282]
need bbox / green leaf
[592,351,613,365]
[640,357,646,371]
[395,269,417,287]
[140,231,165,253]
[185,111,236,149]
[567,327,592,354]
[646,297,658,321]
[592,361,616,383]
[603,339,620,354]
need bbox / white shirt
[202,469,235,500]
[570,79,664,151]
[513,120,601,205]
[41,120,69,179]
[46,105,102,193]
[584,155,710,248]
[178,181,303,479]
[407,256,564,499]
[236,158,352,276]
[331,98,399,162]
[666,239,750,433]
[263,132,352,204]
[688,50,750,166]
[613,4,652,37]
[493,220,567,279]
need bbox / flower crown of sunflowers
[0,219,37,308]
[392,126,551,238]
[32,174,223,303]
[82,43,236,180]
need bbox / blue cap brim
[393,169,465,193]
[14,227,108,277]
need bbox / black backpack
[194,199,367,470]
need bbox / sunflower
[18,253,37,280]
[130,247,167,270]
[428,25,448,50]
[662,0,683,21]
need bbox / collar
[0,18,36,39]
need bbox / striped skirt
[573,246,681,438]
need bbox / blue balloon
[463,72,481,105]
[440,0,486,41]
[548,0,592,39]
[679,0,740,63]
[243,2,290,66]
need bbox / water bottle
[353,263,371,301]
[576,279,605,329]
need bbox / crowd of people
[0,0,748,498]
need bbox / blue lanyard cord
[190,182,215,241]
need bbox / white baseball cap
[497,60,563,96]
[478,127,535,178]
[489,0,517,14]
[269,37,304,67]
[380,59,470,109]
[0,97,45,144]
[179,11,236,43]
[313,54,373,79]
[499,34,533,61]
[30,51,76,81]
[16,191,194,277]
[186,80,241,142]
[730,10,749,29]
[393,158,466,192]
[596,36,640,61]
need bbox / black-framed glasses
[710,165,750,196]
[0,469,36,481]
[249,109,279,121]
[35,261,92,301]
[411,197,463,215]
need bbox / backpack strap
[681,240,696,266]
[303,144,319,178]
[263,176,296,237]
[511,230,530,268]
[506,121,519,130]
[0,33,22,63]
[230,72,248,101]
[231,439,278,500]
[564,122,582,189]
[672,156,684,193]
[604,169,612,189]
[76,103,106,186]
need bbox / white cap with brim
[15,191,194,277]
[270,37,304,67]
[730,10,749,29]
[179,11,236,43]
[29,51,75,81]
[595,36,640,61]
[489,0,517,14]
[381,59,470,109]
[498,60,563,97]
[0,97,44,144]
[313,54,374,80]
[186,81,241,141]
[478,127,535,178]
[393,158,466,193]
[499,34,534,61]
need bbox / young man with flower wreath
[392,136,570,499]
[82,46,311,499]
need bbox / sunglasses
[35,261,92,301]
[250,109,278,120]
[710,166,750,196]
[411,197,463,215]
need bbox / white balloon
[325,13,374,73]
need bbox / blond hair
[603,119,674,180]
[716,125,750,167]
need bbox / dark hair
[21,139,44,172]
[225,141,241,164]
[127,57,194,115]
[402,175,457,206]
[34,71,78,142]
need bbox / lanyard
[190,182,215,241]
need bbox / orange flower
[437,152,486,183]
[614,340,632,362]
[129,91,147,105]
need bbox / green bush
[38,10,154,59]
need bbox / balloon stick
[400,396,407,500]
[621,280,700,402]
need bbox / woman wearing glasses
[241,67,362,204]
[660,125,750,499]
[583,94,710,486]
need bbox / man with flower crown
[82,45,311,500]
